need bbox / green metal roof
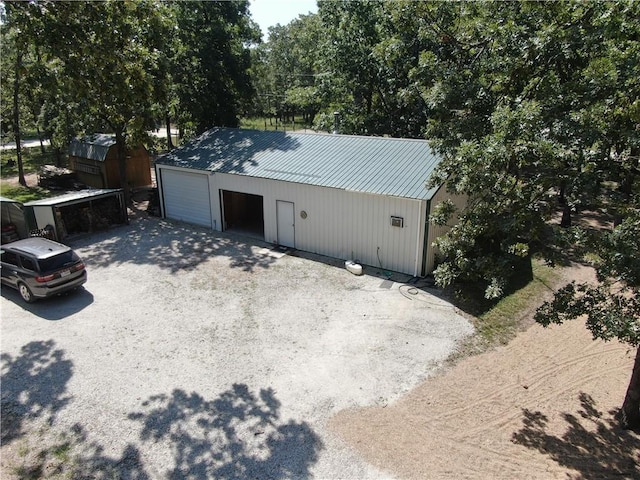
[68,134,116,162]
[156,128,443,200]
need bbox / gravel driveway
[1,213,473,479]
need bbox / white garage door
[161,169,212,227]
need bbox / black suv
[1,237,87,303]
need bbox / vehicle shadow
[511,392,640,478]
[1,286,94,320]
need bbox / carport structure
[24,189,128,242]
[1,196,29,243]
[155,128,464,277]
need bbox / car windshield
[38,251,80,272]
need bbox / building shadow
[71,216,278,274]
[512,392,640,479]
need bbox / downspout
[156,165,166,219]
[414,199,427,277]
[421,199,431,276]
[207,171,214,231]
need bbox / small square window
[391,216,404,228]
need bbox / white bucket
[345,260,363,276]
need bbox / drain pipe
[414,199,426,277]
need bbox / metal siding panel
[162,170,211,227]
[213,173,424,275]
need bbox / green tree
[535,211,640,429]
[316,0,384,134]
[1,1,44,185]
[249,13,323,128]
[263,14,323,127]
[314,0,429,137]
[171,0,259,136]
[33,0,172,202]
[413,1,639,429]
[418,1,639,297]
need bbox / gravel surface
[1,212,473,479]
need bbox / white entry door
[276,200,295,248]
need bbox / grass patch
[240,116,313,132]
[475,260,557,343]
[450,259,560,360]
[51,442,72,462]
[1,145,63,202]
[1,147,65,178]
[0,182,54,203]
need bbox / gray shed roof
[156,128,443,200]
[68,134,116,162]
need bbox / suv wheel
[18,283,34,303]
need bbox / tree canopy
[1,0,258,198]
[171,0,260,135]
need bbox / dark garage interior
[221,190,264,239]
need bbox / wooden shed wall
[126,147,152,188]
[69,156,107,188]
[70,146,151,189]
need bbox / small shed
[155,128,466,277]
[69,134,152,189]
[24,189,128,242]
[1,196,30,243]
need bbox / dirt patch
[1,172,39,188]
[329,264,639,479]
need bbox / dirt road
[331,265,638,479]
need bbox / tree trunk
[37,127,46,154]
[619,345,640,431]
[165,112,174,150]
[560,204,572,228]
[614,166,636,227]
[13,48,26,187]
[114,130,131,210]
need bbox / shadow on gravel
[2,353,322,480]
[1,340,73,445]
[512,392,640,479]
[128,384,323,479]
[1,287,93,320]
[73,217,277,273]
